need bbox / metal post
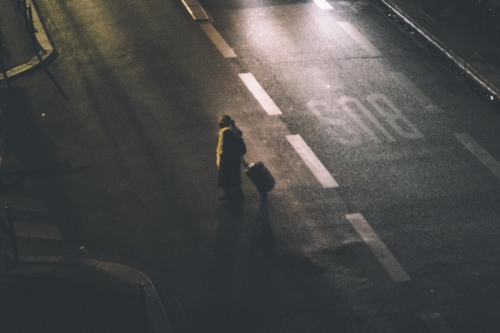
[5,204,18,264]
[0,202,17,278]
[26,5,37,52]
[0,34,5,78]
[0,214,4,281]
[22,0,29,30]
[138,283,149,333]
[17,0,24,13]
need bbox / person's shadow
[231,195,276,333]
[258,195,276,258]
[199,197,245,332]
[201,193,277,333]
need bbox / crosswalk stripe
[7,198,47,213]
[14,221,63,241]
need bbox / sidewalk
[1,256,174,333]
[0,0,33,71]
[1,3,174,332]
[373,0,500,105]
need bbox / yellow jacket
[216,126,231,169]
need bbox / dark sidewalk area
[375,0,500,104]
[1,262,144,333]
[1,255,174,333]
[420,0,500,66]
[1,2,173,332]
[0,0,54,80]
[0,0,34,71]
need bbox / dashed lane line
[200,23,237,58]
[455,132,500,181]
[337,22,382,57]
[347,213,454,331]
[345,213,411,282]
[313,0,333,10]
[286,134,339,188]
[181,0,210,21]
[239,73,283,116]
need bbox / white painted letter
[367,94,424,140]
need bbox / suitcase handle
[240,157,249,169]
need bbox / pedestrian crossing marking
[15,221,63,241]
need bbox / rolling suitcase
[241,158,275,195]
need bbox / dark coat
[217,126,243,189]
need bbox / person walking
[216,115,246,201]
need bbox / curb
[0,0,55,81]
[10,256,174,333]
[372,0,500,106]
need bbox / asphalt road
[1,0,500,332]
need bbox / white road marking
[286,135,339,188]
[200,23,237,58]
[181,0,210,21]
[421,313,454,333]
[345,213,411,282]
[456,132,500,180]
[390,72,441,113]
[239,73,283,116]
[7,198,47,213]
[313,0,333,10]
[337,22,381,57]
[15,222,63,241]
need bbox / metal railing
[14,0,42,53]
